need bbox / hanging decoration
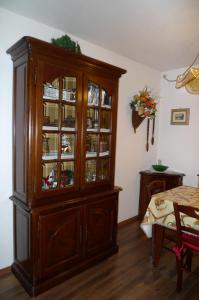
[163,53,199,94]
[130,87,157,152]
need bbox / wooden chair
[173,202,199,291]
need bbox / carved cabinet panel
[85,197,117,256]
[39,207,82,279]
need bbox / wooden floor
[1,221,199,300]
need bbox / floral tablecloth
[141,185,199,238]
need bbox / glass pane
[98,159,110,181]
[43,78,59,100]
[99,134,110,156]
[62,104,76,130]
[42,162,58,190]
[85,160,96,182]
[86,134,98,157]
[62,77,76,102]
[100,110,111,131]
[60,161,74,188]
[42,133,58,160]
[61,134,75,159]
[88,81,99,106]
[87,108,99,130]
[43,102,59,129]
[101,88,112,107]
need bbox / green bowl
[152,165,168,172]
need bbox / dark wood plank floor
[1,221,199,300]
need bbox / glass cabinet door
[39,64,81,193]
[84,80,113,185]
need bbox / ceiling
[1,0,199,71]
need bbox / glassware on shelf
[85,160,97,182]
[87,108,99,131]
[99,134,110,157]
[60,161,74,188]
[62,77,76,102]
[42,162,58,190]
[42,133,58,160]
[100,110,111,132]
[101,88,112,108]
[98,158,110,181]
[86,134,98,157]
[43,78,59,100]
[43,102,59,130]
[62,104,76,130]
[88,81,99,106]
[61,134,75,159]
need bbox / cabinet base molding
[12,246,118,297]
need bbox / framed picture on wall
[170,108,190,125]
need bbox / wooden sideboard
[138,170,185,220]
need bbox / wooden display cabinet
[7,36,126,296]
[138,170,185,220]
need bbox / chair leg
[185,249,193,272]
[176,257,183,292]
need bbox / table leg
[152,224,165,267]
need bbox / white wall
[158,68,199,187]
[0,8,160,268]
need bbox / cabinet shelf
[86,152,97,158]
[101,105,112,110]
[61,127,76,132]
[61,100,76,105]
[42,154,58,160]
[100,128,111,133]
[86,128,98,133]
[42,126,59,131]
[43,96,59,101]
[99,151,110,157]
[87,104,99,108]
[61,154,74,159]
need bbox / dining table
[141,185,199,266]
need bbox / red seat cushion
[172,233,199,260]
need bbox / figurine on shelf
[42,168,57,190]
[60,169,74,187]
[61,135,72,153]
[43,81,59,99]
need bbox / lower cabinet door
[38,206,83,279]
[85,196,118,256]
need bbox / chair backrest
[173,202,199,244]
[146,180,166,199]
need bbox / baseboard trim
[0,266,11,278]
[118,215,138,228]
